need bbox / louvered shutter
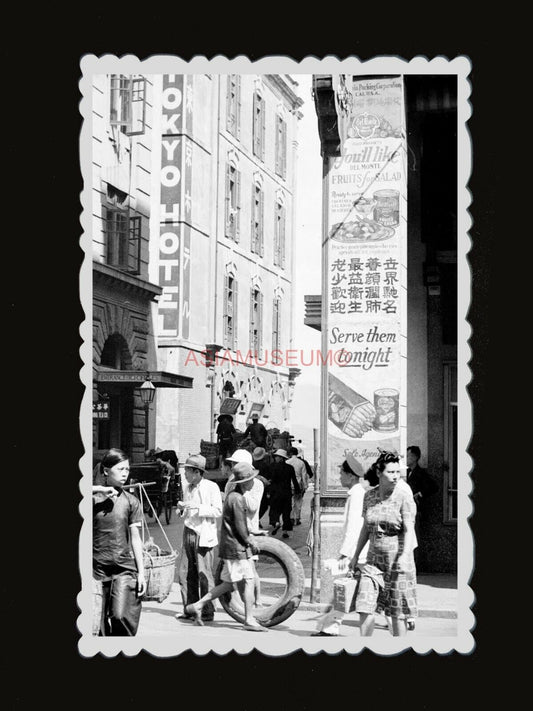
[225,162,231,237]
[236,76,241,139]
[281,204,286,269]
[272,298,278,351]
[233,279,239,350]
[277,299,281,352]
[261,97,266,160]
[223,275,229,346]
[281,120,287,178]
[251,184,255,252]
[226,76,232,132]
[253,93,259,157]
[259,189,264,257]
[258,291,264,355]
[275,116,280,175]
[235,169,241,242]
[249,287,255,352]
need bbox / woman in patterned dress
[349,451,417,637]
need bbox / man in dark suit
[406,446,438,569]
[406,446,438,504]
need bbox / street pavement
[139,483,458,640]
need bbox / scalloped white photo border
[78,54,473,657]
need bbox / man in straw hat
[267,449,300,539]
[185,462,266,632]
[241,412,268,448]
[175,454,222,623]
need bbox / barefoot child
[186,462,266,632]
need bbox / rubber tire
[215,536,305,628]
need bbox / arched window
[225,152,241,241]
[251,179,264,256]
[223,266,239,351]
[249,282,263,356]
[253,88,266,160]
[226,75,241,138]
[274,193,286,268]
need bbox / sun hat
[344,452,364,477]
[252,447,267,461]
[225,449,253,465]
[230,462,258,484]
[184,454,206,472]
[273,448,288,459]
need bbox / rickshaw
[128,460,182,525]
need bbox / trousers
[291,492,305,521]
[178,527,216,620]
[269,494,293,531]
[98,571,142,636]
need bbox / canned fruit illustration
[328,373,376,439]
[373,189,400,227]
[373,388,399,432]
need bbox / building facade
[92,73,303,465]
[307,74,458,583]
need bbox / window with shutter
[236,75,241,139]
[223,275,230,346]
[232,279,239,349]
[275,115,286,177]
[272,297,281,352]
[226,162,240,241]
[258,291,263,355]
[259,189,264,257]
[249,287,255,352]
[235,169,241,242]
[280,204,286,269]
[227,75,241,138]
[253,92,265,160]
[281,119,287,178]
[104,184,142,274]
[250,184,263,256]
[261,96,266,161]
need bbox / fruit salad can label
[373,189,400,227]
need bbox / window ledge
[93,261,162,302]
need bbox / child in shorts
[185,462,266,632]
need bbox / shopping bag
[333,574,359,613]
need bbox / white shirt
[224,477,264,533]
[339,482,368,563]
[181,476,222,548]
[286,455,308,491]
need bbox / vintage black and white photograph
[78,55,473,656]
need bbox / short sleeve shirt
[93,489,142,579]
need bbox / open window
[110,75,146,136]
[104,184,141,274]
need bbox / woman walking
[350,450,417,637]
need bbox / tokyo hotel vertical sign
[158,75,192,340]
[323,77,407,491]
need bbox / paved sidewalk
[143,483,457,636]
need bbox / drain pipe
[310,427,320,603]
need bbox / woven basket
[143,546,177,603]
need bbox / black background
[5,20,501,710]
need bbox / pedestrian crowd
[92,439,437,638]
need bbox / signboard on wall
[157,74,192,340]
[93,400,110,420]
[323,77,407,491]
[220,398,241,415]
